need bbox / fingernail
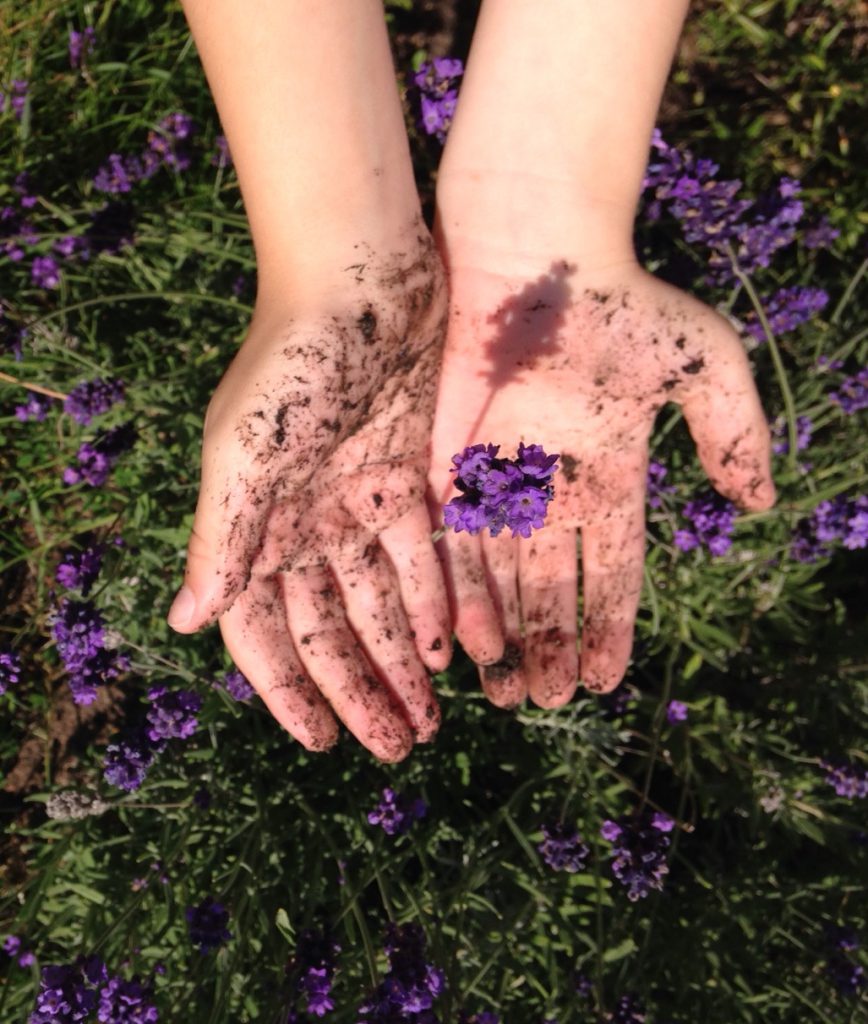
[167,585,196,629]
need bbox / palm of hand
[180,239,453,761]
[430,261,773,706]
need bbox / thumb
[677,312,776,511]
[168,441,268,633]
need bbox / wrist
[435,169,638,278]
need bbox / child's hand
[171,238,451,761]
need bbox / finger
[378,505,453,674]
[478,531,527,708]
[435,525,505,666]
[677,317,776,511]
[579,500,645,694]
[281,566,414,763]
[218,575,339,751]
[329,538,441,743]
[518,528,579,709]
[168,435,268,634]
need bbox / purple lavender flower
[104,729,159,791]
[367,787,427,836]
[186,898,231,952]
[51,598,127,705]
[674,492,737,557]
[63,377,125,425]
[3,79,29,121]
[413,58,464,143]
[643,132,807,283]
[147,114,196,173]
[93,154,141,195]
[822,760,868,799]
[803,217,840,250]
[53,235,89,261]
[357,923,445,1021]
[15,391,56,422]
[63,422,136,487]
[445,443,559,539]
[0,650,22,695]
[791,495,868,562]
[29,957,107,1024]
[3,935,21,956]
[538,822,590,873]
[828,367,868,415]
[31,256,61,289]
[826,954,865,995]
[287,930,340,1019]
[772,415,813,455]
[646,461,676,508]
[19,950,35,968]
[97,974,159,1023]
[146,684,202,742]
[745,286,829,343]
[221,668,254,701]
[827,926,860,952]
[600,811,674,901]
[69,27,96,69]
[56,545,103,597]
[607,994,647,1023]
[666,700,688,724]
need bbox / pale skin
[171,1,775,757]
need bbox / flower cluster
[15,391,56,422]
[1,79,28,120]
[646,461,676,508]
[600,812,675,901]
[367,788,427,837]
[413,58,463,143]
[644,132,816,283]
[828,366,868,415]
[822,760,868,799]
[146,685,202,742]
[93,113,196,194]
[772,414,813,456]
[56,544,103,597]
[69,27,96,69]
[606,994,647,1024]
[103,727,160,792]
[537,822,590,873]
[63,377,125,425]
[31,255,61,289]
[63,422,136,487]
[186,898,231,953]
[51,598,128,705]
[287,930,341,1018]
[29,956,158,1024]
[0,649,22,695]
[220,667,255,701]
[825,927,865,995]
[674,492,737,557]
[666,700,688,724]
[357,923,445,1021]
[744,285,829,342]
[444,443,559,539]
[790,494,868,562]
[3,934,35,969]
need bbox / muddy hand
[429,260,775,705]
[170,238,452,761]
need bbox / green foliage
[1,2,866,1022]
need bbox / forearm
[437,0,690,268]
[181,0,421,301]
